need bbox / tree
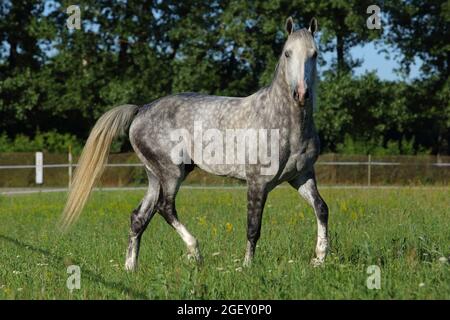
[385,0,450,154]
[0,0,50,136]
[0,0,448,155]
[306,0,383,74]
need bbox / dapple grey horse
[60,17,329,271]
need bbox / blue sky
[320,40,422,82]
[350,43,421,81]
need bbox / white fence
[0,152,449,187]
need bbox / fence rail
[2,162,450,169]
[0,152,449,187]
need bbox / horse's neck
[244,59,315,135]
[268,60,291,105]
[268,66,315,135]
[268,62,309,122]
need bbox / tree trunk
[8,37,18,70]
[336,33,345,74]
[119,40,129,70]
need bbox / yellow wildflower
[198,216,207,226]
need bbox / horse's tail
[59,104,139,231]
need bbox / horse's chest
[279,131,320,181]
[295,134,320,170]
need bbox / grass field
[0,186,449,299]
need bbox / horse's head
[282,17,318,106]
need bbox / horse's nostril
[293,90,299,101]
[304,90,310,100]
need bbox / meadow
[0,186,449,299]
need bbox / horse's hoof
[187,250,203,264]
[311,257,325,267]
[124,259,138,272]
[125,265,137,272]
[187,256,203,264]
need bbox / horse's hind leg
[243,181,268,267]
[289,171,329,266]
[157,177,202,262]
[125,171,160,271]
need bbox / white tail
[59,104,138,231]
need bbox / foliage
[335,134,427,155]
[0,0,448,154]
[0,131,83,153]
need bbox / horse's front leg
[243,182,268,267]
[289,171,329,266]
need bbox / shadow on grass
[0,234,148,299]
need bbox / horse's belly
[196,163,247,180]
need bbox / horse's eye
[284,51,290,58]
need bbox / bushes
[316,72,440,155]
[335,135,429,155]
[0,131,83,154]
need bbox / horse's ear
[308,17,318,36]
[285,17,294,35]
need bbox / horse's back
[139,92,244,115]
[131,92,250,137]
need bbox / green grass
[0,187,449,299]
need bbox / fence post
[368,154,372,187]
[332,153,337,184]
[35,152,43,185]
[68,145,73,188]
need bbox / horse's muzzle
[293,88,310,105]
